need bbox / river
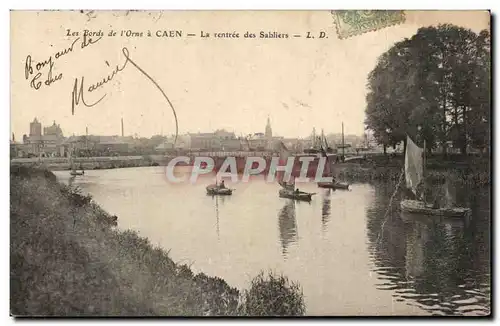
[54,166,490,316]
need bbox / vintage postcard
[10,10,491,317]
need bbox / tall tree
[365,24,490,156]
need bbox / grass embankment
[337,154,490,186]
[10,167,305,316]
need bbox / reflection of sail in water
[367,183,490,315]
[278,200,298,257]
[405,220,429,279]
[442,180,455,208]
[321,190,331,232]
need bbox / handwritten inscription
[24,34,102,91]
[69,47,179,143]
[71,56,129,115]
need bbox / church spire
[265,115,272,138]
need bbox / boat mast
[341,122,345,161]
[423,137,426,203]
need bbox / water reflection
[278,200,298,258]
[209,195,228,240]
[68,175,76,186]
[321,189,332,233]
[53,168,490,315]
[366,183,490,316]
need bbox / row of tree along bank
[10,166,305,316]
[365,24,490,156]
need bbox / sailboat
[400,135,471,218]
[317,132,350,190]
[277,141,315,202]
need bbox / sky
[10,10,489,139]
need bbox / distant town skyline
[12,116,368,141]
[11,11,489,140]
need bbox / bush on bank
[10,167,305,316]
[239,271,306,316]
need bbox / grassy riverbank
[10,167,305,316]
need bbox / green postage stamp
[332,10,406,39]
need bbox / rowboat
[279,188,314,202]
[400,199,471,218]
[206,185,233,196]
[317,181,349,190]
[70,170,85,176]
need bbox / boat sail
[277,141,294,190]
[317,135,349,190]
[277,141,315,201]
[404,135,424,199]
[400,135,471,217]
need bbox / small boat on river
[318,181,349,190]
[400,135,471,218]
[401,199,471,218]
[206,183,233,196]
[279,188,314,202]
[276,141,316,202]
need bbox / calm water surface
[55,166,490,316]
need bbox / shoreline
[10,166,305,316]
[40,158,489,188]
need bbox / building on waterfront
[187,132,220,151]
[43,121,63,138]
[183,129,242,151]
[29,117,42,137]
[62,135,134,156]
[246,132,268,151]
[17,118,66,157]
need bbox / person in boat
[410,179,454,209]
[430,180,455,209]
[295,188,300,194]
[219,180,226,189]
[404,180,425,202]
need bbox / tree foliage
[365,24,490,155]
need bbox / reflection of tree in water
[278,200,298,258]
[365,182,490,316]
[321,189,332,233]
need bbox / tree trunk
[461,106,468,157]
[441,103,447,156]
